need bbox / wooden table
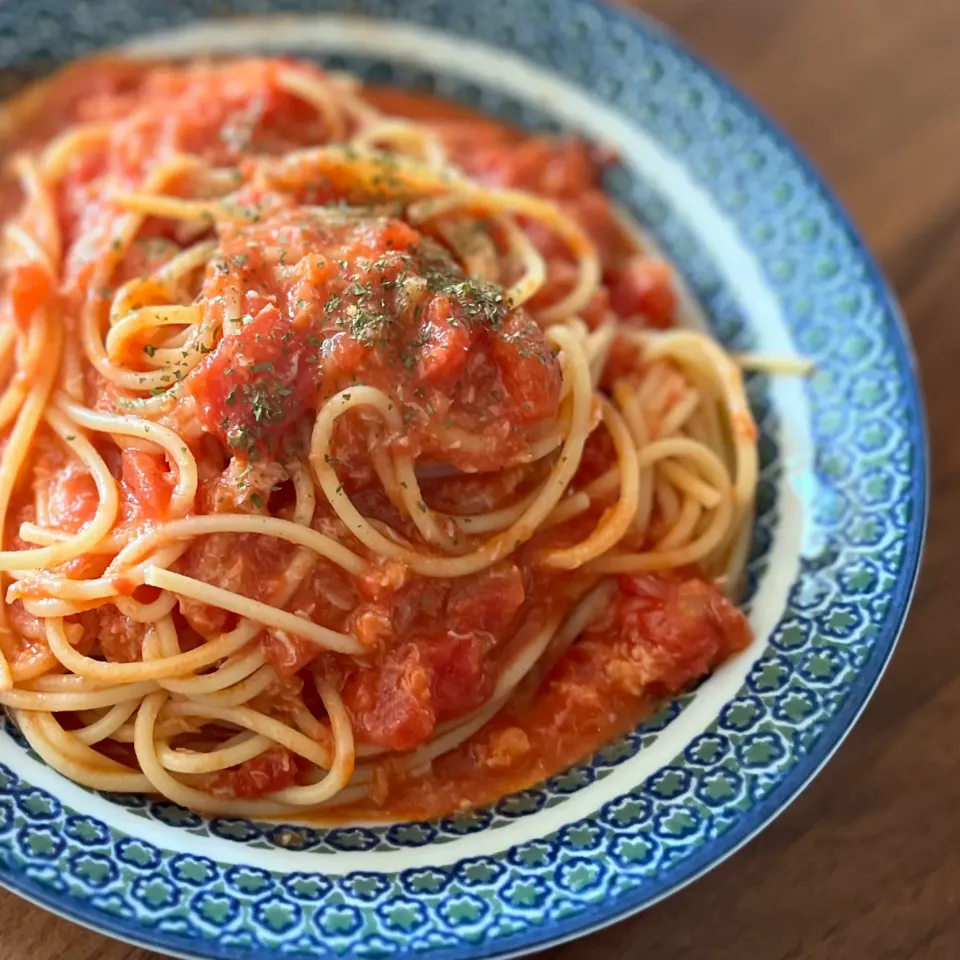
[2,0,958,957]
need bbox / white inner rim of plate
[1,15,814,875]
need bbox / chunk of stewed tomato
[119,447,174,524]
[416,294,473,384]
[207,746,299,799]
[583,573,751,695]
[490,313,561,421]
[608,256,677,328]
[186,304,316,460]
[343,633,495,752]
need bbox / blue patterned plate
[0,1,927,957]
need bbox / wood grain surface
[1,0,957,957]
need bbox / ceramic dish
[0,1,927,957]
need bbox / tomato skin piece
[185,304,316,460]
[119,448,173,524]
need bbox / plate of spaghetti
[0,1,926,958]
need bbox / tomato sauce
[187,210,559,470]
[364,86,679,328]
[0,58,748,820]
[327,572,750,821]
[208,747,299,800]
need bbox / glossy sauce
[0,59,747,821]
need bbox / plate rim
[0,1,929,957]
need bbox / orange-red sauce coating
[0,58,749,821]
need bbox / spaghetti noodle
[0,55,782,821]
